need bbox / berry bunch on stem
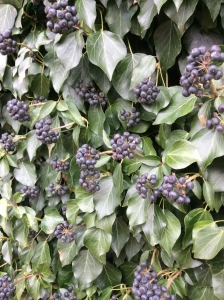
[48,179,69,196]
[0,133,15,152]
[133,79,160,104]
[119,107,141,127]
[0,29,17,55]
[7,99,30,122]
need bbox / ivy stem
[29,102,45,107]
[100,150,113,155]
[133,150,144,157]
[0,262,8,268]
[215,220,224,223]
[150,248,157,266]
[13,274,33,285]
[127,38,133,55]
[82,117,89,127]
[166,270,182,290]
[100,10,104,31]
[186,173,201,182]
[35,217,42,221]
[22,10,36,20]
[17,42,32,52]
[51,122,75,131]
[210,80,220,98]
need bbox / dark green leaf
[31,241,51,267]
[154,20,182,71]
[49,58,69,93]
[207,159,224,192]
[203,0,221,21]
[62,101,85,126]
[84,228,112,257]
[95,262,122,289]
[112,163,123,199]
[86,30,127,80]
[76,0,96,29]
[57,239,78,266]
[89,63,112,94]
[137,0,157,31]
[126,194,150,228]
[111,217,130,257]
[31,74,50,98]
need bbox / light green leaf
[75,186,94,213]
[57,239,78,267]
[164,140,201,169]
[76,0,96,29]
[41,208,64,234]
[31,241,51,267]
[0,158,9,178]
[84,228,112,257]
[154,88,197,124]
[14,161,37,186]
[2,241,12,264]
[26,131,42,161]
[86,30,127,80]
[127,194,150,228]
[0,4,17,32]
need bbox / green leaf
[98,287,113,300]
[30,74,50,98]
[142,204,167,246]
[191,128,224,170]
[14,161,37,186]
[31,241,51,267]
[203,181,216,210]
[75,186,94,213]
[76,0,96,29]
[95,213,116,234]
[18,240,36,264]
[62,101,85,126]
[0,4,17,32]
[125,235,145,261]
[26,131,42,161]
[111,217,130,257]
[183,208,213,249]
[95,262,122,290]
[141,137,157,156]
[112,163,123,199]
[122,156,142,175]
[154,20,182,71]
[84,228,112,257]
[41,208,64,234]
[207,159,224,192]
[72,250,103,289]
[203,0,221,21]
[13,218,29,248]
[112,53,144,100]
[137,0,157,31]
[89,63,112,94]
[193,221,224,259]
[54,31,84,71]
[66,200,79,225]
[86,30,127,80]
[49,58,69,93]
[126,194,150,228]
[130,55,156,89]
[0,158,9,178]
[154,88,197,124]
[0,54,7,81]
[154,0,168,12]
[57,239,78,267]
[27,276,40,300]
[164,140,201,169]
[163,0,199,35]
[93,176,120,220]
[2,241,12,264]
[0,198,8,218]
[173,0,183,10]
[105,1,137,38]
[160,210,181,256]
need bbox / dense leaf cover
[1,0,224,299]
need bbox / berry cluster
[180,45,224,97]
[45,1,79,34]
[76,144,101,193]
[110,132,141,160]
[132,262,176,300]
[50,156,70,172]
[133,79,160,104]
[136,174,157,199]
[35,119,59,144]
[7,99,30,122]
[0,29,17,56]
[0,275,16,300]
[64,286,77,300]
[28,229,37,239]
[49,180,69,196]
[74,80,108,106]
[206,115,224,132]
[153,175,193,204]
[0,133,15,152]
[119,108,141,127]
[54,221,74,243]
[20,185,39,198]
[33,96,47,104]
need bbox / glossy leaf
[0,4,17,32]
[84,228,112,257]
[14,161,37,187]
[41,208,64,234]
[76,0,96,29]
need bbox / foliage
[0,0,224,299]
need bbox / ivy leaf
[26,131,42,161]
[112,163,123,199]
[2,241,12,264]
[27,276,40,300]
[54,31,84,71]
[154,88,197,124]
[173,0,183,11]
[86,30,127,80]
[14,161,37,187]
[72,250,103,289]
[49,58,69,93]
[130,55,156,89]
[112,53,144,100]
[57,239,78,267]
[193,221,224,260]
[207,159,224,192]
[203,0,222,21]
[75,186,94,213]
[126,194,150,228]
[93,176,120,220]
[98,287,113,300]
[154,0,168,12]
[191,128,224,170]
[164,140,201,169]
[30,74,50,98]
[137,0,157,31]
[95,262,122,290]
[142,204,167,246]
[0,158,9,178]
[0,4,17,32]
[41,208,64,234]
[0,54,7,81]
[89,63,112,94]
[160,210,181,256]
[105,1,137,38]
[154,20,182,71]
[62,101,85,126]
[76,0,96,29]
[31,241,51,267]
[183,208,213,249]
[111,217,130,257]
[84,228,112,257]
[66,200,79,225]
[0,198,8,218]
